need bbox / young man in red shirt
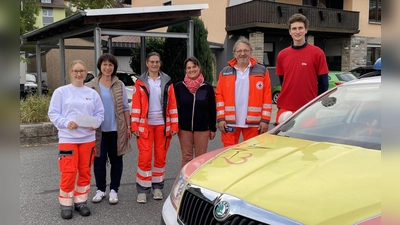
[275,13,329,124]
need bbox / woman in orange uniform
[131,52,178,203]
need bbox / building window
[41,0,51,3]
[42,8,53,17]
[42,8,53,26]
[369,0,381,23]
[163,1,171,6]
[367,45,381,65]
[263,43,275,66]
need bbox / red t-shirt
[276,44,329,112]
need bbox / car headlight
[169,164,188,210]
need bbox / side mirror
[321,97,337,107]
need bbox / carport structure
[21,4,209,94]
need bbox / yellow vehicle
[162,77,381,225]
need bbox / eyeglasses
[148,61,160,64]
[72,70,87,74]
[234,49,251,54]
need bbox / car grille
[178,191,268,225]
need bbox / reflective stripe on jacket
[215,58,272,125]
[131,71,178,138]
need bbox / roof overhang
[21,4,209,43]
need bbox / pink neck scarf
[184,73,204,94]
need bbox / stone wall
[324,36,381,72]
[249,32,264,63]
[20,123,58,147]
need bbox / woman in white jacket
[48,60,104,220]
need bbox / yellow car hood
[187,134,380,225]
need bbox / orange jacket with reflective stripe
[215,58,272,126]
[131,72,178,138]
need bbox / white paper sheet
[75,115,99,128]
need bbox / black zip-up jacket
[174,81,217,132]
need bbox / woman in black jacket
[174,57,217,168]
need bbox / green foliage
[163,17,214,84]
[129,37,165,75]
[20,94,51,123]
[65,6,74,17]
[69,0,115,11]
[20,0,40,35]
[20,56,30,64]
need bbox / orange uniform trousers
[136,125,171,193]
[221,127,259,147]
[58,141,95,207]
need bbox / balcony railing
[226,0,359,34]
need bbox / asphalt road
[20,105,277,225]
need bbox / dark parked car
[349,66,377,78]
[358,58,381,79]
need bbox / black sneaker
[61,209,73,219]
[74,204,91,216]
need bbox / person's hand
[218,121,227,134]
[209,131,216,140]
[67,121,78,130]
[170,131,177,136]
[132,130,139,137]
[258,122,269,134]
[126,129,132,139]
[89,126,96,131]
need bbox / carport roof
[21,4,208,43]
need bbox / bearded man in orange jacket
[216,36,272,147]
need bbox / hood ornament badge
[213,200,230,221]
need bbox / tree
[163,17,214,84]
[129,37,165,74]
[65,6,74,17]
[69,0,115,11]
[20,0,40,35]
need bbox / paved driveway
[20,105,277,225]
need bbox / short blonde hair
[69,60,87,71]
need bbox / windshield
[117,73,135,86]
[336,73,357,82]
[26,74,37,83]
[272,82,381,150]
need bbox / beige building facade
[131,0,381,82]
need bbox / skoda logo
[213,201,230,221]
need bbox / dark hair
[97,53,118,77]
[183,56,201,69]
[146,52,163,69]
[288,13,309,29]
